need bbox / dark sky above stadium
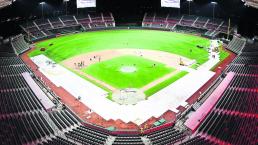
[0,0,257,37]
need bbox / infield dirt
[62,48,192,92]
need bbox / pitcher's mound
[112,88,145,105]
[120,66,137,73]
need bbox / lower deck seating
[0,56,40,115]
[40,136,76,145]
[227,36,246,54]
[180,136,217,145]
[226,64,258,74]
[0,65,31,75]
[232,56,258,65]
[180,136,215,145]
[65,125,109,145]
[198,111,257,145]
[0,112,54,145]
[192,46,258,145]
[147,126,186,145]
[215,87,257,114]
[113,135,144,145]
[0,88,43,115]
[0,57,31,76]
[11,34,30,54]
[0,56,24,66]
[48,110,79,130]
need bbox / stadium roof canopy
[0,0,13,9]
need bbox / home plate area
[112,88,145,105]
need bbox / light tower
[211,1,218,21]
[64,0,70,15]
[187,0,193,15]
[39,2,46,19]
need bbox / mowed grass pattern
[30,29,210,64]
[82,55,175,89]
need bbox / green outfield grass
[29,29,211,65]
[82,55,175,89]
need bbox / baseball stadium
[0,0,257,145]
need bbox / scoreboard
[161,0,180,8]
[77,0,96,8]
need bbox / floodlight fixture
[39,2,46,19]
[211,2,218,21]
[211,2,217,5]
[39,2,46,5]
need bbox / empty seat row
[64,125,109,145]
[142,13,229,36]
[0,56,24,66]
[21,12,115,40]
[0,112,54,145]
[11,35,30,55]
[232,56,258,65]
[216,87,257,114]
[228,75,258,88]
[48,109,79,130]
[0,74,30,90]
[226,64,258,75]
[0,88,43,115]
[113,135,144,145]
[198,111,257,145]
[227,36,246,54]
[146,125,186,145]
[40,136,76,145]
[180,136,216,145]
[0,64,31,76]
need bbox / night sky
[0,0,257,37]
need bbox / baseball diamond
[27,29,230,120]
[28,30,229,104]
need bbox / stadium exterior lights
[39,2,46,19]
[187,0,193,15]
[211,1,218,21]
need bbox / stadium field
[82,55,175,89]
[29,29,229,99]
